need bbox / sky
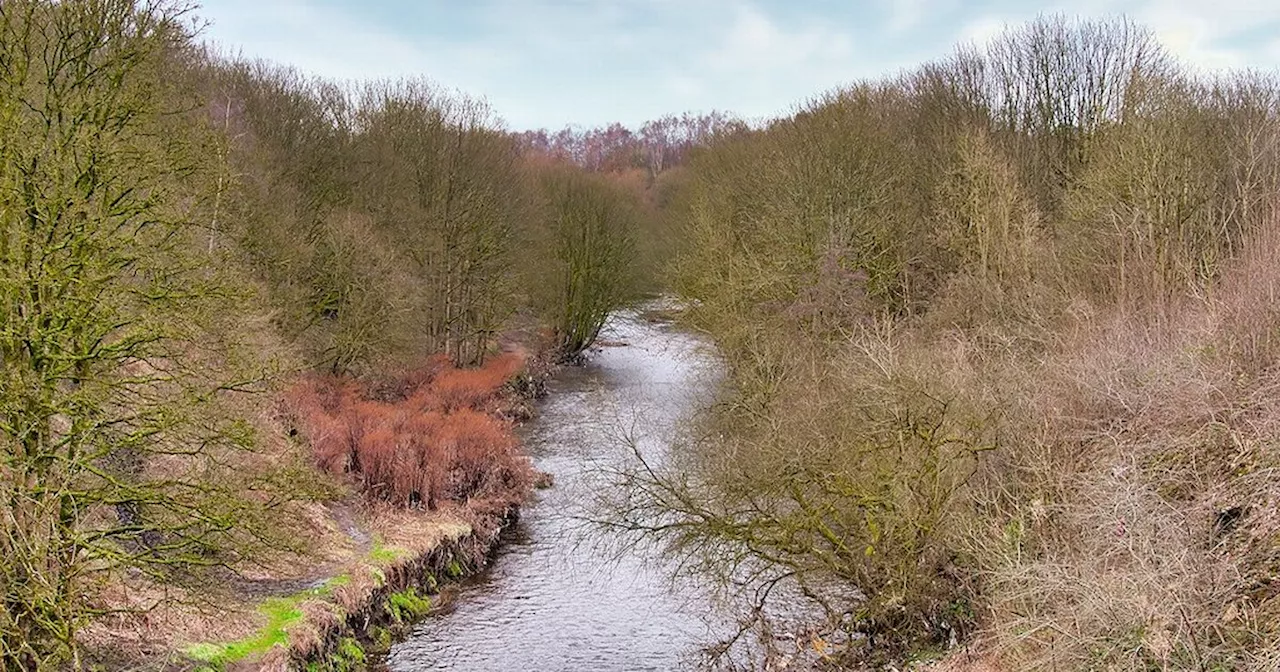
[195,0,1280,131]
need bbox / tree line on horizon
[514,112,747,178]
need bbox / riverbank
[79,484,511,671]
[256,507,518,671]
[75,335,562,671]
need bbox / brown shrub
[964,226,1280,670]
[287,353,534,511]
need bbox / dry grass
[923,642,1004,672]
[367,503,473,556]
[82,497,476,668]
[79,578,262,663]
[77,499,367,666]
[952,225,1280,670]
[76,373,349,666]
[284,600,342,661]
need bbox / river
[384,308,728,671]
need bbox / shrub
[608,324,997,665]
[288,354,533,512]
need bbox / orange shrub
[432,352,525,412]
[287,353,533,512]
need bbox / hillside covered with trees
[0,1,660,668]
[614,15,1280,672]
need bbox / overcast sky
[195,0,1280,130]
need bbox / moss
[193,518,500,669]
[302,638,365,672]
[370,624,393,649]
[185,644,226,664]
[184,576,349,665]
[369,538,410,565]
[334,637,366,670]
[184,598,302,665]
[388,587,433,624]
[322,574,351,591]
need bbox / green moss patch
[184,576,348,666]
[387,587,432,624]
[185,598,301,666]
[368,538,410,565]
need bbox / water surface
[386,310,726,672]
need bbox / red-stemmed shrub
[432,352,525,412]
[287,353,534,513]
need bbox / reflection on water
[385,310,727,672]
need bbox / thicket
[0,2,303,668]
[618,16,1280,669]
[287,354,533,513]
[201,62,649,371]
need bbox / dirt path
[218,500,375,601]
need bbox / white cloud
[941,1,1280,75]
[883,0,932,35]
[200,0,425,80]
[705,5,855,73]
[198,0,529,122]
[1130,0,1280,73]
[667,74,705,98]
[674,2,868,119]
[956,15,1011,48]
[192,0,1280,131]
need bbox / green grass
[368,538,410,564]
[185,598,302,666]
[184,576,348,666]
[184,538,430,667]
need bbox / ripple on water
[385,311,728,672]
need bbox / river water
[385,309,728,671]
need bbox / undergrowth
[287,353,534,514]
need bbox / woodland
[3,2,1280,670]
